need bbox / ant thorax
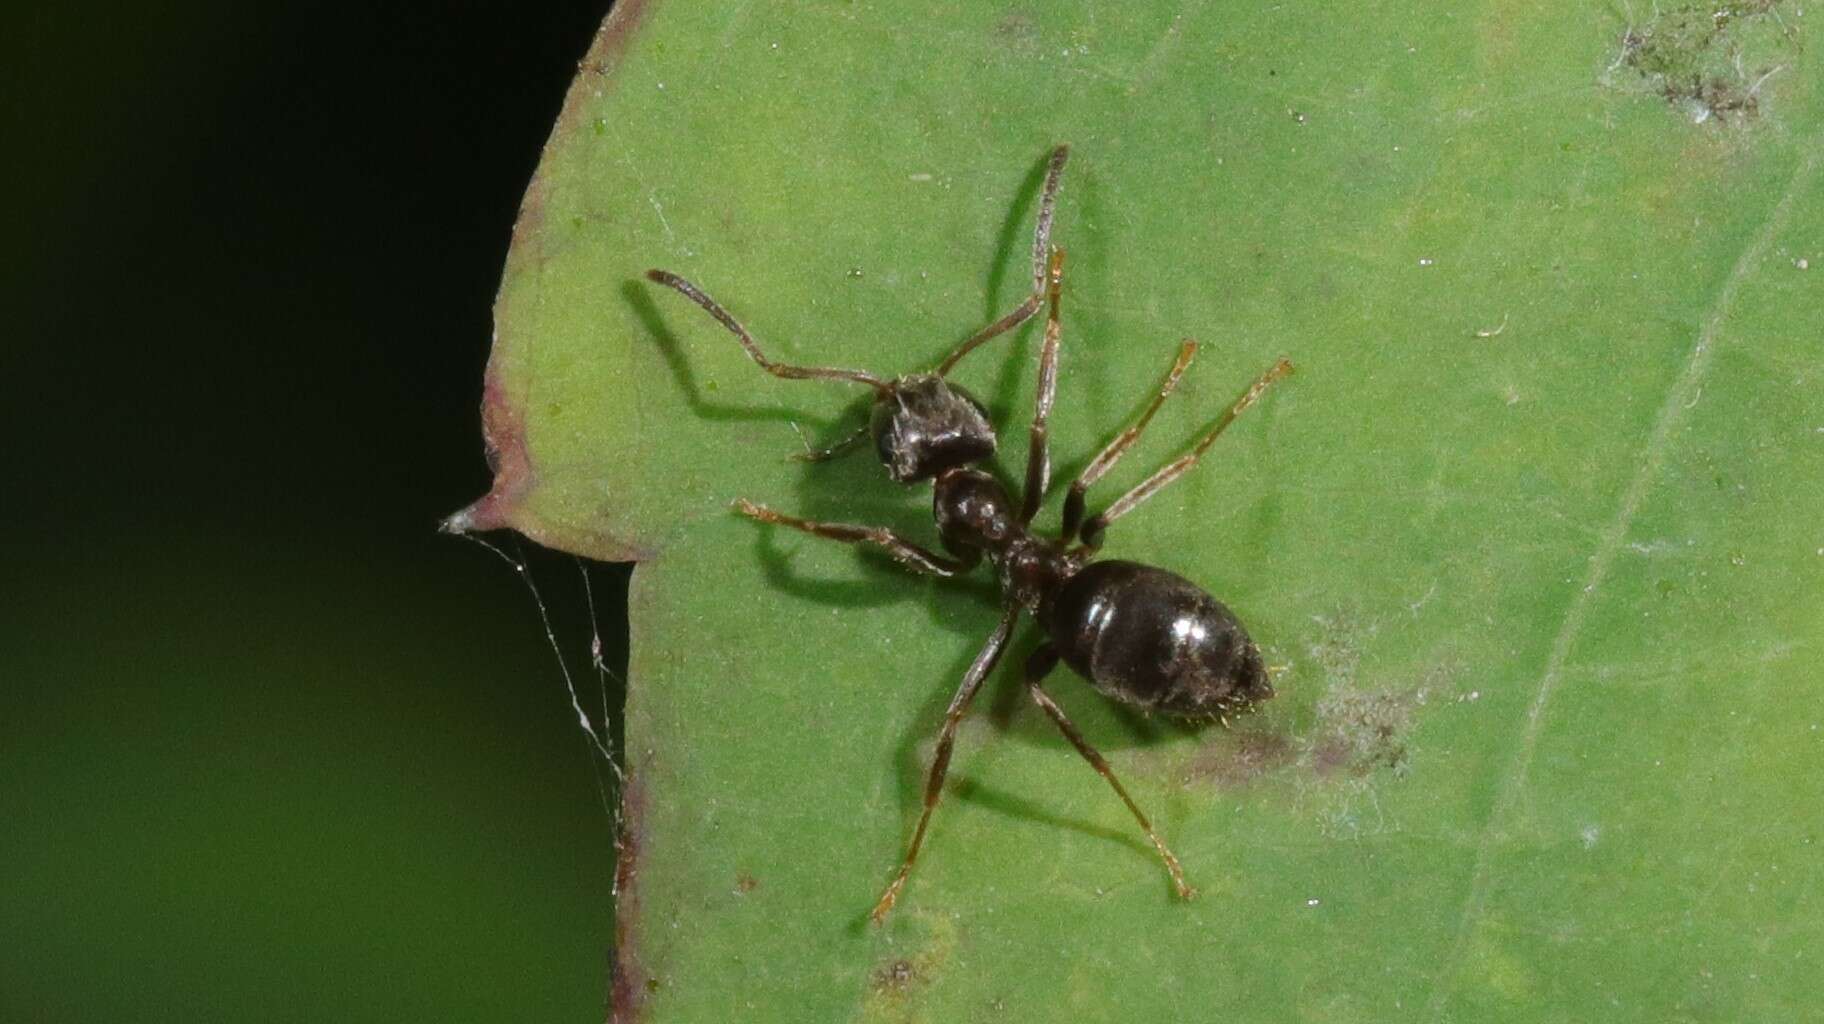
[870,374,996,482]
[932,468,1081,609]
[931,468,1016,551]
[996,536,1083,611]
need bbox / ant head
[869,373,996,483]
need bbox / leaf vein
[1421,130,1824,1019]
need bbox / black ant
[645,145,1293,924]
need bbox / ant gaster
[645,145,1293,924]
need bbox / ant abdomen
[1041,560,1271,717]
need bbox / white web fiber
[454,531,626,824]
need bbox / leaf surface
[457,2,1824,1019]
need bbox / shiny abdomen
[1040,560,1271,717]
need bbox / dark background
[5,4,630,1020]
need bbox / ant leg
[645,270,889,392]
[734,499,976,577]
[1023,646,1197,901]
[790,421,871,464]
[1060,340,1198,543]
[934,145,1071,376]
[870,606,1020,924]
[934,297,1042,377]
[1020,249,1067,523]
[1026,146,1071,296]
[1076,357,1293,549]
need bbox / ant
[645,145,1293,924]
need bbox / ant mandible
[645,145,1293,924]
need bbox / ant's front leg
[932,144,1071,376]
[1019,248,1066,524]
[734,499,979,578]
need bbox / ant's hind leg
[734,499,976,578]
[1023,645,1197,901]
[870,607,1021,924]
[1074,356,1293,549]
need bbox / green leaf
[452,1,1824,1019]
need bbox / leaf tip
[438,498,509,536]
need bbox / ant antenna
[644,269,890,393]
